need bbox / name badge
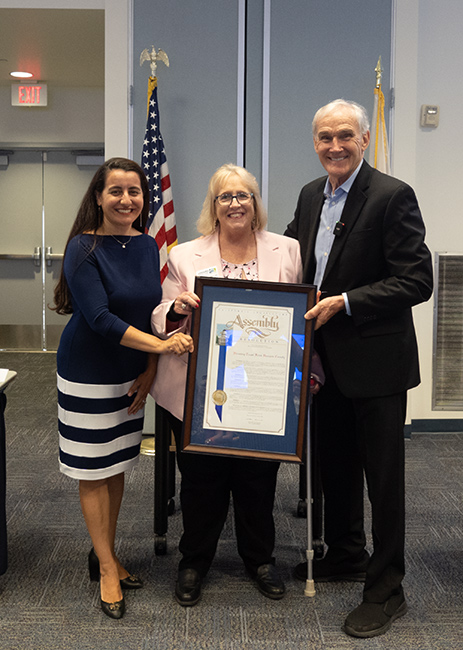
[197,266,220,278]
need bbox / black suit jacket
[285,161,433,399]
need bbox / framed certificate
[182,277,316,462]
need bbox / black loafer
[254,564,285,600]
[294,553,369,583]
[343,589,408,638]
[175,568,202,607]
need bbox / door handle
[45,247,64,267]
[0,247,42,267]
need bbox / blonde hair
[196,163,268,236]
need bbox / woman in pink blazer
[151,163,323,607]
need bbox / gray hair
[312,99,370,138]
[196,163,268,236]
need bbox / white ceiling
[0,8,104,88]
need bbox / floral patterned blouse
[221,257,258,281]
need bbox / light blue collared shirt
[313,160,364,314]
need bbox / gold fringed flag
[142,76,177,283]
[369,57,390,175]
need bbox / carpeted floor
[0,352,462,650]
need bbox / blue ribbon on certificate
[214,330,229,421]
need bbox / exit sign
[11,83,48,106]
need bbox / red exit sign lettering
[11,83,48,106]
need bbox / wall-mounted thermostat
[420,104,439,127]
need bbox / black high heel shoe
[88,548,144,589]
[100,596,125,620]
[90,551,126,619]
[88,547,100,582]
[120,574,144,589]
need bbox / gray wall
[133,0,241,243]
[133,0,392,243]
[267,0,392,227]
[392,0,463,424]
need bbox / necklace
[110,234,133,249]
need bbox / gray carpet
[0,351,462,650]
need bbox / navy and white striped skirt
[57,374,144,480]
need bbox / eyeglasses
[215,192,254,206]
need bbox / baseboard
[405,419,463,437]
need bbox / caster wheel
[167,498,175,516]
[155,535,167,555]
[296,499,307,518]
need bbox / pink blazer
[150,230,303,420]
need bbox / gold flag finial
[140,46,169,117]
[374,56,383,88]
[140,46,170,78]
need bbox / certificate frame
[182,277,316,462]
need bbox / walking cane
[304,387,315,597]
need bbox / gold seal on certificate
[212,389,227,406]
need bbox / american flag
[142,78,177,283]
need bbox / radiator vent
[433,253,463,410]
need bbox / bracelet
[166,303,187,322]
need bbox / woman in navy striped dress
[53,158,193,619]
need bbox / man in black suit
[285,99,433,638]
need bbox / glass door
[0,149,102,351]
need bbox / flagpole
[373,56,383,169]
[139,47,177,469]
[375,55,383,89]
[369,56,391,175]
[139,46,177,278]
[140,57,158,458]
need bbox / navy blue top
[57,234,161,385]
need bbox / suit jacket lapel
[192,232,223,277]
[255,232,283,281]
[322,161,371,283]
[305,192,325,282]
